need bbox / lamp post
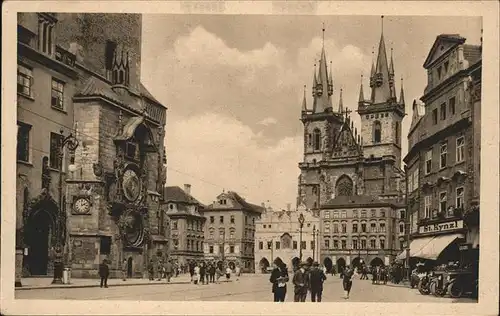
[53,129,79,284]
[312,225,316,261]
[404,164,411,283]
[298,213,305,262]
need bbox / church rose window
[335,175,353,196]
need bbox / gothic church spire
[370,16,392,104]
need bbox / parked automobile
[445,270,478,298]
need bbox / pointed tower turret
[358,74,365,105]
[302,85,308,113]
[328,61,334,96]
[389,47,396,100]
[370,16,392,104]
[338,88,344,114]
[399,77,405,106]
[313,24,333,113]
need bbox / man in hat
[292,262,309,302]
[308,261,327,302]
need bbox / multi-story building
[16,13,168,283]
[202,191,264,272]
[402,34,481,269]
[297,19,405,272]
[254,206,320,273]
[164,184,206,266]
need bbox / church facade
[297,21,406,270]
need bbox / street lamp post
[404,164,411,283]
[53,129,79,284]
[298,213,305,262]
[312,225,316,261]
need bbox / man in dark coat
[309,261,327,302]
[165,260,173,282]
[292,263,309,302]
[99,259,110,288]
[269,258,289,302]
[199,262,207,285]
[209,263,216,283]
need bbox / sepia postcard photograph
[1,1,499,316]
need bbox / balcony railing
[55,45,76,67]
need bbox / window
[370,223,377,233]
[49,132,63,169]
[380,210,386,218]
[361,211,367,218]
[440,103,446,120]
[325,240,330,249]
[432,109,438,125]
[210,216,214,223]
[187,240,191,250]
[333,223,339,233]
[209,230,214,239]
[276,241,281,250]
[324,211,330,219]
[371,209,376,217]
[437,66,442,79]
[263,224,266,228]
[313,129,321,151]
[440,143,447,168]
[172,220,178,230]
[17,64,33,96]
[333,240,339,249]
[40,19,54,54]
[353,210,358,218]
[444,61,449,73]
[310,241,314,250]
[370,239,376,249]
[308,134,312,146]
[259,241,263,250]
[229,230,234,239]
[100,236,111,255]
[456,187,464,209]
[361,239,366,249]
[352,223,358,233]
[341,240,346,249]
[51,78,65,110]
[424,195,432,218]
[439,192,447,214]
[341,223,347,233]
[341,211,347,218]
[449,97,456,115]
[219,216,224,224]
[399,210,406,219]
[333,212,339,219]
[209,245,214,253]
[412,168,419,191]
[425,149,432,174]
[379,222,386,233]
[353,239,358,249]
[267,241,272,250]
[395,122,400,143]
[269,225,272,229]
[336,175,354,197]
[230,245,234,253]
[361,223,366,233]
[373,121,382,143]
[399,223,405,234]
[456,136,465,163]
[230,215,235,224]
[219,229,224,239]
[301,241,306,250]
[324,222,330,233]
[293,241,298,249]
[17,123,31,162]
[380,239,385,249]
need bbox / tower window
[440,103,446,120]
[395,122,400,143]
[449,97,456,115]
[313,129,321,151]
[373,121,381,143]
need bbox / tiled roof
[164,186,203,206]
[463,44,482,66]
[207,191,265,214]
[75,76,126,106]
[139,82,165,108]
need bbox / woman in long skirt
[342,266,354,299]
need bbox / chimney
[184,184,191,195]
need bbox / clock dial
[74,198,91,214]
[122,169,141,201]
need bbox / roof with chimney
[206,191,265,214]
[164,186,204,207]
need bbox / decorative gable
[423,34,466,69]
[331,123,362,158]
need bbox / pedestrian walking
[189,261,195,280]
[293,263,309,302]
[165,260,173,282]
[225,266,232,281]
[309,261,327,302]
[235,264,241,281]
[269,258,289,302]
[99,259,109,288]
[216,266,223,283]
[342,266,354,299]
[148,259,155,281]
[209,263,216,283]
[121,259,127,281]
[193,263,200,284]
[200,262,207,285]
[157,260,164,281]
[360,265,368,280]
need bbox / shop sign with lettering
[418,220,464,234]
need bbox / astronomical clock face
[122,169,141,202]
[73,197,91,214]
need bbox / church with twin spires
[297,18,408,269]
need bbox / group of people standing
[269,258,356,302]
[146,259,176,282]
[189,261,241,285]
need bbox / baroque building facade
[254,206,320,273]
[402,34,481,270]
[16,13,168,282]
[202,191,264,272]
[297,20,406,271]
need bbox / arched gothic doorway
[259,257,270,273]
[370,257,384,267]
[352,257,362,270]
[324,257,333,273]
[335,175,354,197]
[336,257,346,273]
[26,209,57,275]
[127,257,133,278]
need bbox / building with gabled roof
[202,191,264,272]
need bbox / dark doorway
[324,257,333,273]
[336,257,346,273]
[27,210,54,276]
[127,257,133,278]
[370,257,384,267]
[217,260,223,270]
[352,257,362,269]
[228,261,236,270]
[259,257,270,273]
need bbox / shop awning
[396,237,435,260]
[413,233,464,260]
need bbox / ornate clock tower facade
[58,14,168,278]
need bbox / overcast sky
[140,15,481,210]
